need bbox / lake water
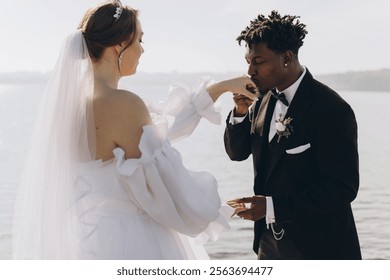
[0,80,389,260]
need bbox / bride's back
[78,3,148,162]
[93,86,152,161]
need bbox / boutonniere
[275,114,293,143]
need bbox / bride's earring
[118,52,124,70]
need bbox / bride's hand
[207,76,259,102]
[226,199,248,217]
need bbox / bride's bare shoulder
[95,88,152,127]
[94,88,152,158]
[113,89,146,111]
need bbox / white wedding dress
[12,31,232,260]
[13,30,233,260]
[73,82,232,259]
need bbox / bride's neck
[93,57,121,90]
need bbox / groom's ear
[283,50,294,65]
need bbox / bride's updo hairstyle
[78,1,138,61]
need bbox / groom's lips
[251,78,269,97]
[251,78,261,89]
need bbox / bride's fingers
[242,90,259,101]
[238,83,259,101]
[233,91,258,102]
[233,89,259,100]
[226,201,248,214]
[231,206,248,217]
[243,76,259,93]
[227,200,245,208]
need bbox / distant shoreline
[1,68,389,92]
[315,69,390,92]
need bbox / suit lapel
[252,93,276,184]
[266,71,315,181]
[262,93,277,138]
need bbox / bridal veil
[13,30,96,259]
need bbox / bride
[12,0,258,259]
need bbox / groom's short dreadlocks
[237,10,308,55]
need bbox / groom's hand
[233,93,254,117]
[230,196,266,221]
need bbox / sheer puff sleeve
[147,77,222,142]
[113,123,231,243]
[113,78,233,242]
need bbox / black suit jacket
[224,69,361,259]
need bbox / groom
[225,11,361,259]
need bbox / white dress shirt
[268,67,306,142]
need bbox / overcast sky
[1,0,389,75]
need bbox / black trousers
[258,227,305,260]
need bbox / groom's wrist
[265,196,275,225]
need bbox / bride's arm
[207,76,259,102]
[164,76,259,142]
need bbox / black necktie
[271,88,289,106]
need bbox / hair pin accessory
[113,0,123,22]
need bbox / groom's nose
[247,63,257,77]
